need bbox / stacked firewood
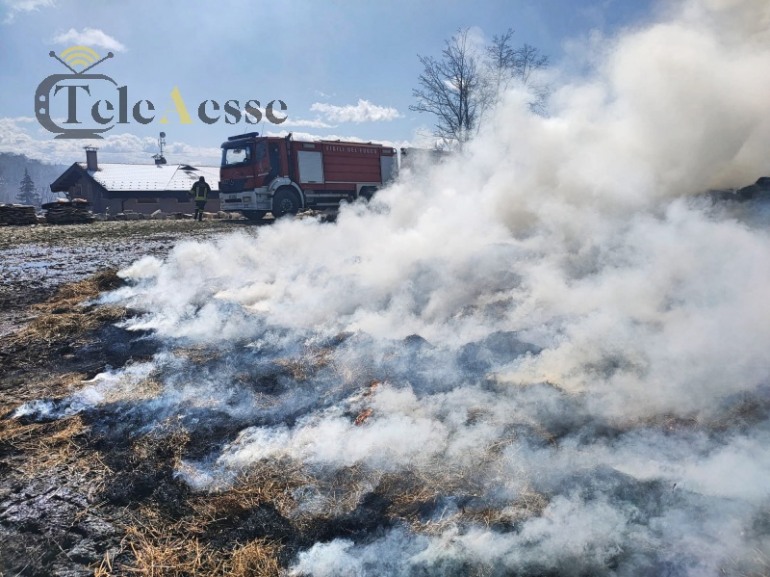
[42,199,95,225]
[0,204,38,225]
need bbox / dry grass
[103,523,282,577]
[87,450,292,576]
[54,268,124,300]
[463,491,549,526]
[132,427,191,472]
[0,269,131,411]
[98,457,303,575]
[0,371,86,412]
[174,345,225,366]
[98,374,164,405]
[227,539,282,577]
[6,414,85,460]
[307,465,377,518]
[121,523,225,576]
[21,305,127,342]
[400,489,549,536]
[372,462,550,535]
[189,459,310,521]
[4,265,565,575]
[9,268,126,345]
[274,347,335,381]
[96,483,286,577]
[0,412,114,501]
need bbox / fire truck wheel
[243,210,266,221]
[272,188,301,218]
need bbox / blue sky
[0,0,656,166]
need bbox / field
[2,204,770,577]
[1,217,458,577]
[0,219,288,577]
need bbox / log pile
[42,199,95,225]
[0,204,38,225]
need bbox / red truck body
[218,132,397,219]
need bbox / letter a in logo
[160,86,193,124]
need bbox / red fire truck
[218,132,398,220]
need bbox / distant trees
[410,28,549,147]
[17,168,41,207]
[0,153,64,204]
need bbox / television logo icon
[35,46,118,139]
[54,45,114,74]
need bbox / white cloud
[0,117,220,166]
[4,116,36,123]
[280,118,336,129]
[53,27,126,53]
[2,0,55,23]
[310,99,401,123]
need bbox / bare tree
[410,28,482,147]
[483,30,550,115]
[412,28,549,146]
[485,29,517,94]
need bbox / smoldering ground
[7,0,770,575]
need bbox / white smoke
[10,363,155,421]
[90,0,770,574]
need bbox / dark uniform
[190,177,211,222]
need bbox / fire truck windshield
[221,144,253,167]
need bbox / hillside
[0,153,67,206]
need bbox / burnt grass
[0,219,413,577]
[3,218,770,576]
[0,220,297,576]
[0,270,398,576]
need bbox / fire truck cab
[218,132,398,220]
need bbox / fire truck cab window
[222,145,253,167]
[255,140,267,162]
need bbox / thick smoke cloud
[87,0,770,574]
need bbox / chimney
[85,146,98,171]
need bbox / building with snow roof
[49,148,220,215]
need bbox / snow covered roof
[78,163,220,192]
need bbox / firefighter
[190,176,211,222]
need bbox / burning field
[4,1,770,575]
[5,209,770,577]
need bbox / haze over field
[15,0,768,574]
